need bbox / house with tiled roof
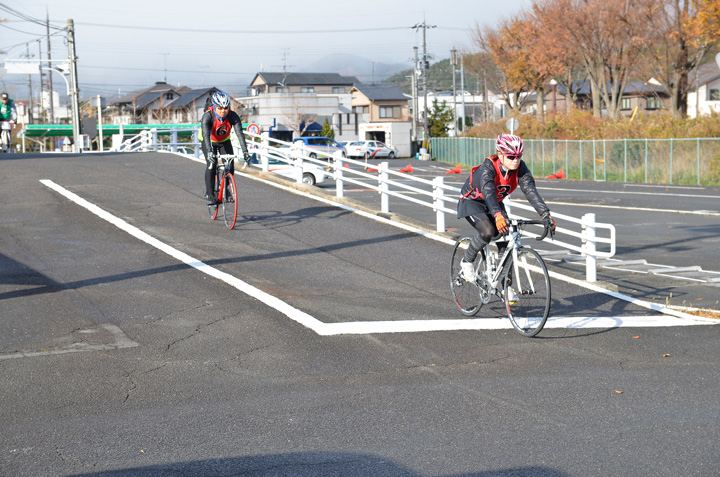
[166,87,221,123]
[249,72,359,96]
[108,81,192,124]
[349,84,409,122]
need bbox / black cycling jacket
[200,109,249,155]
[458,156,550,219]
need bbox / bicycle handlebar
[214,154,250,169]
[511,218,553,241]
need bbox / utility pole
[412,20,435,148]
[67,19,81,152]
[46,11,54,123]
[411,47,418,152]
[38,40,44,123]
[460,54,466,133]
[451,48,457,137]
[26,43,34,124]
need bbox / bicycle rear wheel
[450,237,482,316]
[502,247,551,337]
[221,172,237,229]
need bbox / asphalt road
[1,152,719,476]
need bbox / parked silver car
[345,140,399,159]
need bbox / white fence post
[379,162,389,213]
[583,212,597,282]
[192,128,200,157]
[151,129,158,151]
[295,154,304,184]
[171,130,178,152]
[261,134,269,164]
[433,176,446,232]
[335,156,344,198]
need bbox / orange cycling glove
[494,212,509,235]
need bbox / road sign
[246,123,260,135]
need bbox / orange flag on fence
[546,169,565,179]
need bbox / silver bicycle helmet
[211,91,231,109]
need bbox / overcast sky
[1,0,532,99]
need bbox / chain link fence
[432,137,720,186]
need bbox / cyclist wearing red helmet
[200,91,251,205]
[456,133,556,281]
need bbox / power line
[0,3,64,30]
[75,21,410,35]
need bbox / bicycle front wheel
[221,172,238,230]
[207,195,219,220]
[1,130,10,153]
[502,247,551,337]
[450,237,482,316]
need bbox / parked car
[290,136,346,160]
[345,140,399,159]
[160,145,196,155]
[249,153,329,186]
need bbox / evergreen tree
[321,117,334,138]
[428,99,454,137]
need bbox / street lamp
[550,79,557,112]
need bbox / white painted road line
[41,179,717,335]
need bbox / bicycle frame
[214,154,236,188]
[475,219,547,303]
[208,154,239,229]
[1,121,12,152]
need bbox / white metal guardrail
[112,130,153,152]
[136,128,616,282]
[111,127,201,154]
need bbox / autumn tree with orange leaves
[472,0,720,120]
[639,0,720,117]
[473,20,532,115]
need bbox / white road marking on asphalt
[320,314,715,335]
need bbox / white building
[687,60,720,118]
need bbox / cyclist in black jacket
[457,133,556,282]
[200,91,251,205]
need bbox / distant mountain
[302,54,411,85]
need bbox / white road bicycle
[1,121,13,153]
[450,218,553,337]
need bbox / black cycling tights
[203,141,234,197]
[464,214,505,263]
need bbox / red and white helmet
[496,133,524,157]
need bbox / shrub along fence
[431,137,720,186]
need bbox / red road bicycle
[207,154,240,229]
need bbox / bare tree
[284,102,318,137]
